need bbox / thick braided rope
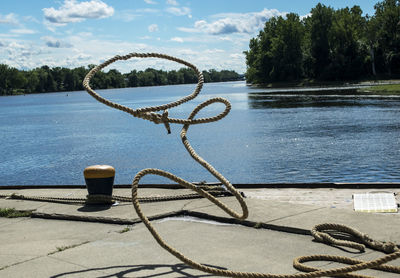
[82,53,230,131]
[0,190,228,205]
[84,53,400,278]
[311,223,399,254]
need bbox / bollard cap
[84,165,115,179]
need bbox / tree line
[0,64,241,96]
[244,0,400,84]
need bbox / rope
[0,187,229,205]
[83,53,400,278]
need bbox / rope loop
[83,52,214,132]
[311,223,399,254]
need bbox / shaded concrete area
[0,187,399,277]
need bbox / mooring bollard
[83,165,115,205]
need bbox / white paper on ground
[353,193,398,213]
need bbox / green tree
[243,38,262,83]
[137,70,155,86]
[0,64,241,94]
[24,70,39,93]
[51,67,66,91]
[310,4,334,79]
[209,69,221,82]
[220,70,240,81]
[328,6,369,79]
[244,13,304,83]
[364,15,379,76]
[0,64,26,95]
[178,68,197,83]
[150,69,168,86]
[244,17,278,83]
[269,13,304,81]
[372,0,400,75]
[73,66,88,91]
[167,70,184,84]
[107,69,125,88]
[64,69,79,91]
[126,70,138,87]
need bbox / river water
[1,81,400,185]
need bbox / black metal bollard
[83,165,115,205]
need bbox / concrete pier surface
[0,187,399,277]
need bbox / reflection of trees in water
[247,90,381,109]
[50,263,224,278]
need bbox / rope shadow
[50,263,225,278]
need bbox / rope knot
[365,238,399,254]
[161,110,171,134]
[381,242,398,253]
[312,231,325,242]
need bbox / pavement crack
[48,241,90,255]
[0,256,43,272]
[181,199,198,210]
[264,207,325,224]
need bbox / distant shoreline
[249,80,400,96]
[3,80,400,97]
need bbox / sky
[0,0,377,74]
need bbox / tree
[178,68,197,83]
[372,0,400,75]
[167,70,184,84]
[0,64,13,95]
[0,64,241,95]
[107,69,125,88]
[269,13,304,81]
[244,13,304,83]
[126,70,138,87]
[365,15,379,76]
[24,70,39,93]
[138,70,155,86]
[310,4,334,79]
[328,6,369,79]
[219,70,240,81]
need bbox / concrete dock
[0,187,399,277]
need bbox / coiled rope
[83,53,400,278]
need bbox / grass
[0,208,32,218]
[48,241,90,255]
[359,84,400,95]
[118,226,131,233]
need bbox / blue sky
[0,0,376,73]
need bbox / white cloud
[0,13,19,25]
[170,37,184,43]
[179,8,286,35]
[148,24,159,32]
[0,39,49,69]
[10,28,36,35]
[0,28,248,74]
[23,16,40,24]
[144,0,157,4]
[72,52,92,61]
[204,48,225,54]
[229,53,244,59]
[118,8,159,22]
[43,0,114,25]
[166,6,191,17]
[166,0,178,5]
[118,10,141,22]
[41,36,73,48]
[300,13,312,21]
